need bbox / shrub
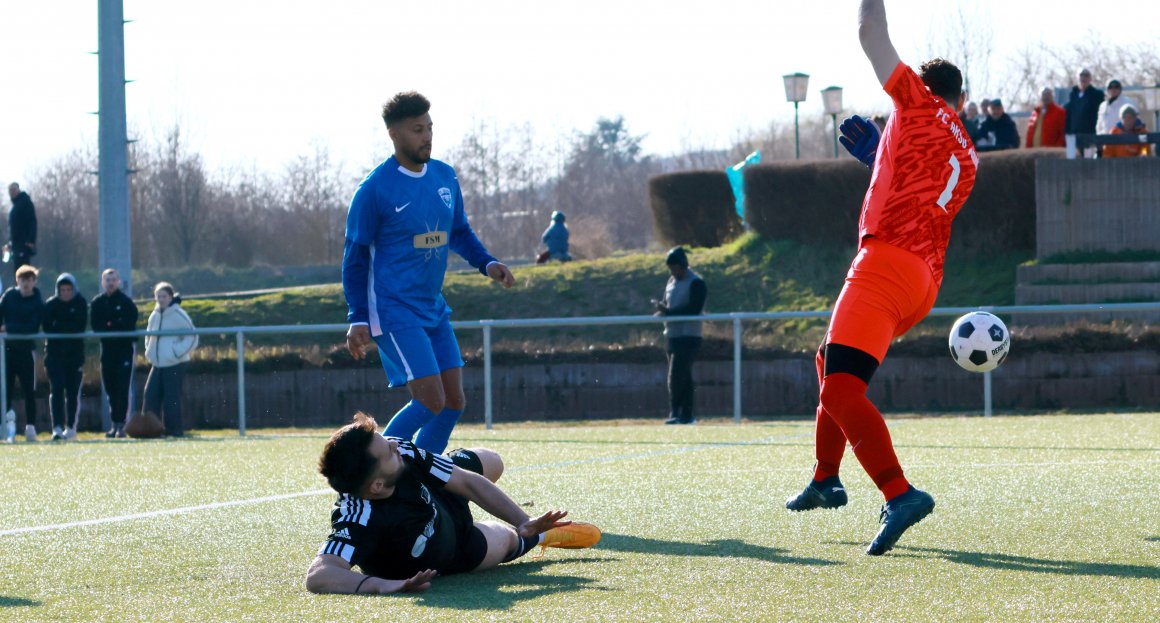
[648,171,742,248]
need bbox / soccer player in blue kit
[343,91,515,454]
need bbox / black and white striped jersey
[318,438,469,579]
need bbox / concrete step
[1015,282,1160,305]
[1017,261,1160,286]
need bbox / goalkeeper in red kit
[783,0,979,555]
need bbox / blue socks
[382,400,436,441]
[414,408,463,454]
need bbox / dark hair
[919,58,963,106]
[318,412,380,494]
[381,91,431,128]
[666,246,689,267]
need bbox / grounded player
[306,413,600,594]
[343,91,515,454]
[784,0,978,555]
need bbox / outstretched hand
[487,262,516,288]
[838,115,881,168]
[396,569,436,593]
[517,510,570,538]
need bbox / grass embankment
[170,234,1031,369]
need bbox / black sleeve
[41,301,55,333]
[318,494,381,568]
[89,298,104,332]
[395,439,456,489]
[0,292,7,328]
[665,279,707,316]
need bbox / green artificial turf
[1,413,1156,622]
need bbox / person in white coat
[142,282,198,436]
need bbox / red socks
[816,372,910,501]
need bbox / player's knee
[471,448,504,483]
[443,387,466,411]
[819,377,862,415]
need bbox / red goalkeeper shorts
[824,237,939,364]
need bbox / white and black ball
[948,311,1010,373]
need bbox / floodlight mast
[97,0,133,298]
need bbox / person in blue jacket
[343,91,515,455]
[537,211,571,263]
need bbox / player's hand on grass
[487,262,516,288]
[517,510,570,538]
[346,324,372,360]
[838,114,880,168]
[395,569,437,593]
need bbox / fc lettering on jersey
[413,232,448,249]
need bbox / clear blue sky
[2,0,1158,184]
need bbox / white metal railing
[3,301,1158,435]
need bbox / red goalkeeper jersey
[858,62,978,286]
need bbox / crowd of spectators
[960,68,1153,157]
[0,184,198,442]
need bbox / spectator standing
[960,101,983,142]
[90,268,139,439]
[1026,88,1067,148]
[654,247,707,425]
[0,265,44,442]
[976,99,1020,151]
[1064,68,1105,136]
[1096,80,1137,135]
[538,211,572,264]
[141,282,198,437]
[6,183,37,278]
[1103,105,1151,158]
[42,273,87,441]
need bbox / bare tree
[282,144,348,264]
[25,147,100,272]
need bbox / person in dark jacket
[89,267,139,439]
[6,183,37,278]
[537,211,572,264]
[0,265,45,442]
[43,273,88,441]
[1064,68,1105,137]
[976,98,1020,152]
[654,247,707,425]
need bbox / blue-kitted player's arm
[342,183,379,359]
[448,184,515,288]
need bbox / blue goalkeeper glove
[838,115,880,168]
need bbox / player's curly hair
[318,412,380,494]
[919,58,963,107]
[381,91,431,128]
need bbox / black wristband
[355,576,370,594]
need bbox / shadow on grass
[600,533,841,567]
[414,558,606,610]
[895,546,1160,579]
[1145,536,1160,542]
[0,596,40,607]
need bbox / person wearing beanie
[42,273,88,440]
[538,211,572,264]
[654,247,707,425]
[141,281,198,436]
[1096,79,1137,135]
[0,264,44,442]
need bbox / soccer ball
[948,312,1010,373]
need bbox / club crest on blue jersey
[438,187,453,209]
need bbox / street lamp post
[821,86,844,159]
[783,72,810,160]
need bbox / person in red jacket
[1026,88,1067,148]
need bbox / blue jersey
[342,157,497,334]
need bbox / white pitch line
[0,489,332,537]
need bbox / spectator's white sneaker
[4,410,15,443]
[25,425,38,443]
[64,427,78,441]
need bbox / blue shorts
[372,315,464,387]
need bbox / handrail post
[483,324,493,430]
[236,331,246,436]
[983,370,992,418]
[732,316,742,423]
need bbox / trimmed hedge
[649,170,742,248]
[743,148,1065,254]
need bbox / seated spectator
[976,99,1020,151]
[1096,80,1137,135]
[1026,88,1067,148]
[960,101,983,142]
[1103,105,1151,158]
